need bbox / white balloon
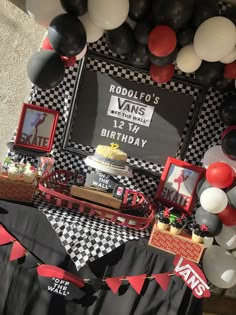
[76,44,87,60]
[176,45,202,73]
[221,47,236,64]
[200,187,228,214]
[215,225,236,250]
[203,245,236,288]
[88,0,129,30]
[194,17,236,62]
[202,145,236,172]
[26,0,65,27]
[80,14,104,43]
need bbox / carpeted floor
[0,0,44,161]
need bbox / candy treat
[170,214,186,235]
[94,143,127,169]
[7,165,20,181]
[157,208,170,231]
[192,224,209,243]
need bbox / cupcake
[8,165,20,181]
[192,224,209,243]
[22,164,37,183]
[157,208,170,231]
[170,214,186,235]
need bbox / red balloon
[206,161,235,188]
[221,126,236,140]
[61,56,77,67]
[224,61,236,79]
[41,37,54,51]
[150,63,174,83]
[148,25,177,57]
[218,204,236,226]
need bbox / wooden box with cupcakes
[0,156,54,203]
[148,157,206,263]
[0,157,38,203]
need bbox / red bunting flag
[152,272,171,291]
[37,264,84,288]
[10,241,26,261]
[105,276,122,294]
[0,225,16,245]
[126,274,146,294]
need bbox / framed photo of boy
[14,103,59,153]
[155,157,205,214]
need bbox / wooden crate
[0,175,37,203]
[70,185,122,210]
[148,223,205,263]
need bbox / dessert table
[0,199,202,315]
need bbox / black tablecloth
[0,200,202,315]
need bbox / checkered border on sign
[64,55,202,187]
[25,55,225,202]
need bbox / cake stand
[84,156,133,177]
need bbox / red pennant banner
[105,276,122,294]
[152,272,171,291]
[0,225,16,245]
[10,241,26,261]
[126,274,146,294]
[37,264,84,288]
[173,255,210,298]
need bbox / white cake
[94,143,127,169]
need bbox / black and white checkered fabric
[35,199,149,270]
[8,1,232,269]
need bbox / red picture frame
[14,103,59,153]
[155,157,205,214]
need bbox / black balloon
[151,0,194,30]
[128,43,150,68]
[192,0,218,28]
[60,0,87,16]
[226,185,236,208]
[177,28,195,47]
[106,23,135,55]
[222,129,236,160]
[215,78,235,93]
[27,50,65,90]
[195,207,222,237]
[223,6,236,25]
[129,0,151,21]
[195,61,224,87]
[219,95,236,125]
[134,21,153,45]
[48,14,86,56]
[148,46,179,66]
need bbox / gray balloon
[196,178,213,198]
[226,185,236,208]
[195,207,223,236]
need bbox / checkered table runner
[34,199,150,270]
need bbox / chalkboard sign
[62,53,206,176]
